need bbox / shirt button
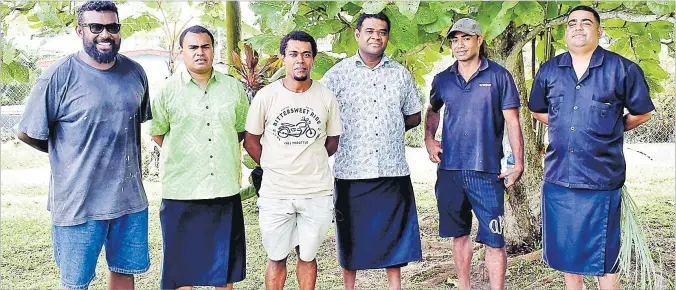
[373,83,376,86]
[208,138,212,141]
[375,116,378,119]
[207,123,210,126]
[373,100,376,102]
[206,106,209,109]
[575,85,581,89]
[204,91,208,95]
[569,148,574,153]
[376,133,379,136]
[574,105,579,110]
[376,150,379,153]
[210,155,213,158]
[570,127,575,131]
[211,173,214,176]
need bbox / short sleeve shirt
[245,80,342,199]
[321,53,421,179]
[430,56,521,174]
[149,69,249,200]
[17,53,152,226]
[528,46,655,190]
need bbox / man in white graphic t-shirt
[244,30,342,290]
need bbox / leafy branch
[507,6,675,70]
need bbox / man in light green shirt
[149,25,248,290]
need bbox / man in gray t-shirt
[16,1,152,289]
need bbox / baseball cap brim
[446,28,479,38]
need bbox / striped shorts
[435,170,506,248]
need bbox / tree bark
[225,1,242,66]
[485,26,542,252]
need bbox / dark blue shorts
[542,182,621,276]
[159,195,246,288]
[435,170,505,248]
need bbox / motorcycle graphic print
[271,106,323,145]
[277,117,317,139]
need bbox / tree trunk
[485,26,543,252]
[225,1,241,66]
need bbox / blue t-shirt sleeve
[139,69,152,123]
[429,76,444,112]
[501,70,521,109]
[528,67,549,113]
[623,63,654,115]
[16,74,61,140]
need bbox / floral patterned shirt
[322,53,421,179]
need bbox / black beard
[83,37,120,64]
[293,75,308,81]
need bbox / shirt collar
[352,52,391,69]
[180,68,218,85]
[449,55,490,74]
[558,45,605,68]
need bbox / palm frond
[616,186,661,289]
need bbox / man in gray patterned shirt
[321,12,423,290]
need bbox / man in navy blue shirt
[425,18,524,290]
[529,6,654,290]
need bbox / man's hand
[498,167,523,188]
[425,138,443,163]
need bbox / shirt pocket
[587,100,620,136]
[547,96,564,131]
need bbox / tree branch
[9,2,35,12]
[629,36,639,61]
[402,44,430,57]
[604,10,675,24]
[506,14,567,69]
[337,13,352,30]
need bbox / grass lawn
[1,141,49,170]
[1,145,674,289]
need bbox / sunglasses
[80,23,122,34]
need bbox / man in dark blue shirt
[425,18,524,290]
[529,6,654,290]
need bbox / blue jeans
[51,209,150,290]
